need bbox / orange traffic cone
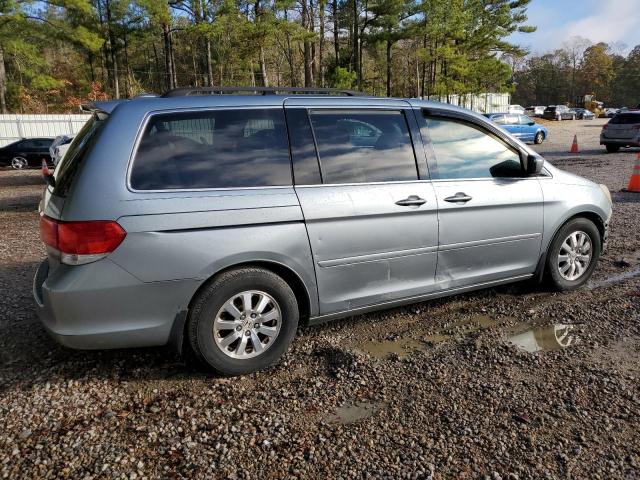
[624,153,640,193]
[569,134,579,154]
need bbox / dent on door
[434,178,544,290]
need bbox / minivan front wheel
[187,267,299,375]
[546,218,601,291]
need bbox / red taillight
[39,215,126,263]
[39,215,58,249]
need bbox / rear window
[130,108,291,190]
[610,114,640,125]
[52,113,107,197]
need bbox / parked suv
[34,87,612,375]
[600,112,640,152]
[542,105,575,121]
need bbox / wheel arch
[171,259,315,355]
[535,210,606,282]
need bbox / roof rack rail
[162,86,364,97]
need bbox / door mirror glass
[528,121,535,126]
[526,154,544,175]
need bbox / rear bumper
[600,137,640,147]
[33,258,200,350]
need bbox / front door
[419,113,544,290]
[286,105,439,314]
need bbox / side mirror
[528,121,535,126]
[526,154,544,175]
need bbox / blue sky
[509,0,640,55]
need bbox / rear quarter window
[130,108,292,190]
[52,113,107,197]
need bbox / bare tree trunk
[105,0,120,98]
[162,23,175,90]
[332,0,339,64]
[206,39,213,86]
[352,0,360,88]
[0,45,7,113]
[302,0,313,87]
[259,46,270,87]
[386,36,392,97]
[319,0,325,87]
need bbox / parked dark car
[569,108,595,120]
[600,112,640,152]
[0,137,54,169]
[542,105,576,121]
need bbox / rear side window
[130,109,291,190]
[309,110,418,184]
[424,117,523,179]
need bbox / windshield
[52,112,108,197]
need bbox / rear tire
[187,267,299,376]
[605,144,620,153]
[545,218,601,291]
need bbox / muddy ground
[0,118,638,479]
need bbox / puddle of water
[356,338,427,359]
[588,267,640,289]
[324,401,384,424]
[507,323,575,353]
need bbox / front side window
[519,115,534,125]
[424,117,523,180]
[309,110,418,184]
[130,108,291,190]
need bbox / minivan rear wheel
[187,267,299,376]
[545,218,601,291]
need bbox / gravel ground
[0,118,639,479]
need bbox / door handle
[444,192,473,203]
[395,195,427,207]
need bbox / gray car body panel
[34,94,612,349]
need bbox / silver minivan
[34,88,612,375]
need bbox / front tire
[605,144,620,153]
[545,218,601,291]
[534,132,544,144]
[187,267,299,376]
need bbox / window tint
[53,113,108,197]
[309,110,417,184]
[285,108,321,185]
[424,117,523,180]
[131,109,291,190]
[610,114,640,125]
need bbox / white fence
[0,114,92,147]
[425,93,511,114]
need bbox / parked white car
[49,135,74,165]
[508,104,525,114]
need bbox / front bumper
[33,258,200,350]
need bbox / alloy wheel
[557,231,592,281]
[212,290,282,359]
[11,157,28,170]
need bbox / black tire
[605,144,620,153]
[187,267,299,376]
[545,218,601,291]
[534,131,544,144]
